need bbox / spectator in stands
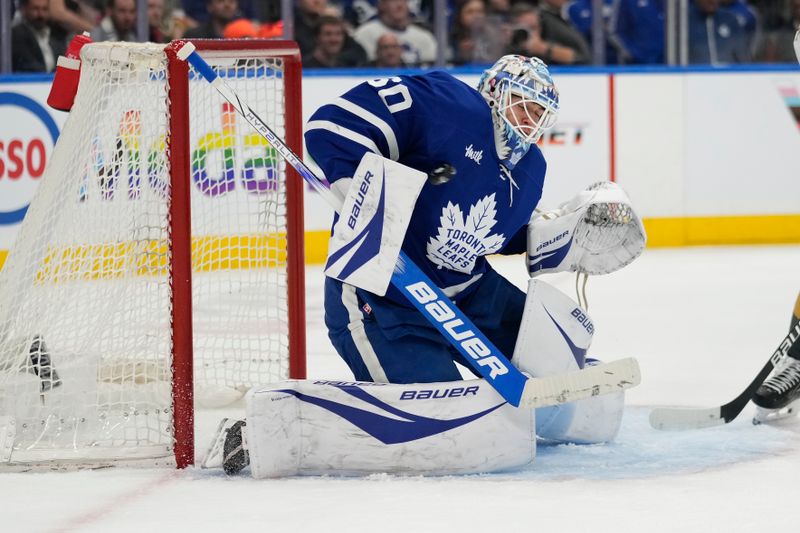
[258,19,284,38]
[295,0,335,57]
[47,0,99,34]
[223,17,257,38]
[750,0,787,33]
[164,1,192,38]
[720,0,760,56]
[486,0,509,19]
[90,0,141,41]
[11,0,67,72]
[148,0,170,42]
[342,0,378,27]
[342,0,431,28]
[450,0,507,65]
[506,3,583,65]
[757,0,800,63]
[183,0,237,38]
[181,0,207,23]
[372,31,406,66]
[181,0,253,27]
[303,15,368,67]
[353,0,438,66]
[689,0,752,64]
[608,0,665,64]
[567,0,618,63]
[538,0,591,64]
[397,0,443,28]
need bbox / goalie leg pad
[245,379,535,478]
[512,278,594,376]
[536,361,625,444]
[511,281,624,443]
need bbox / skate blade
[201,417,235,469]
[753,401,799,426]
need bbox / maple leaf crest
[426,194,506,273]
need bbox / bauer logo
[277,386,506,445]
[324,166,385,280]
[0,92,60,225]
[404,280,509,380]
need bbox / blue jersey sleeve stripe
[332,97,400,161]
[306,120,382,155]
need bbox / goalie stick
[649,321,800,431]
[173,42,640,409]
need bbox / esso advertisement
[0,91,61,229]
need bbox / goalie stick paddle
[649,322,800,431]
[174,42,641,409]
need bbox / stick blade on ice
[649,406,727,431]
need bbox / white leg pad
[512,278,594,375]
[511,280,624,443]
[536,383,625,443]
[245,379,536,478]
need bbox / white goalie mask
[478,55,560,168]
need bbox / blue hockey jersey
[305,72,548,304]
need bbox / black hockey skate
[222,420,250,475]
[753,356,800,424]
[29,335,61,392]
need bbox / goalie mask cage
[0,40,306,469]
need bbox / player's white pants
[512,279,624,443]
[244,379,535,478]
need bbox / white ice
[3,245,800,533]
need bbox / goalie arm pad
[324,152,427,296]
[527,181,646,276]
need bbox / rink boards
[2,66,800,268]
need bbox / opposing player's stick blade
[650,324,800,431]
[649,406,728,431]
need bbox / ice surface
[2,245,800,532]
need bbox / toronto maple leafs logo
[426,194,506,273]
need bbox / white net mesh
[0,42,299,465]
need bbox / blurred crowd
[7,0,800,72]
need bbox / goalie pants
[324,268,525,383]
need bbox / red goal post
[0,40,306,469]
[168,40,307,467]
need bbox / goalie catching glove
[527,181,646,276]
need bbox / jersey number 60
[368,77,413,113]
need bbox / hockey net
[0,40,306,468]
